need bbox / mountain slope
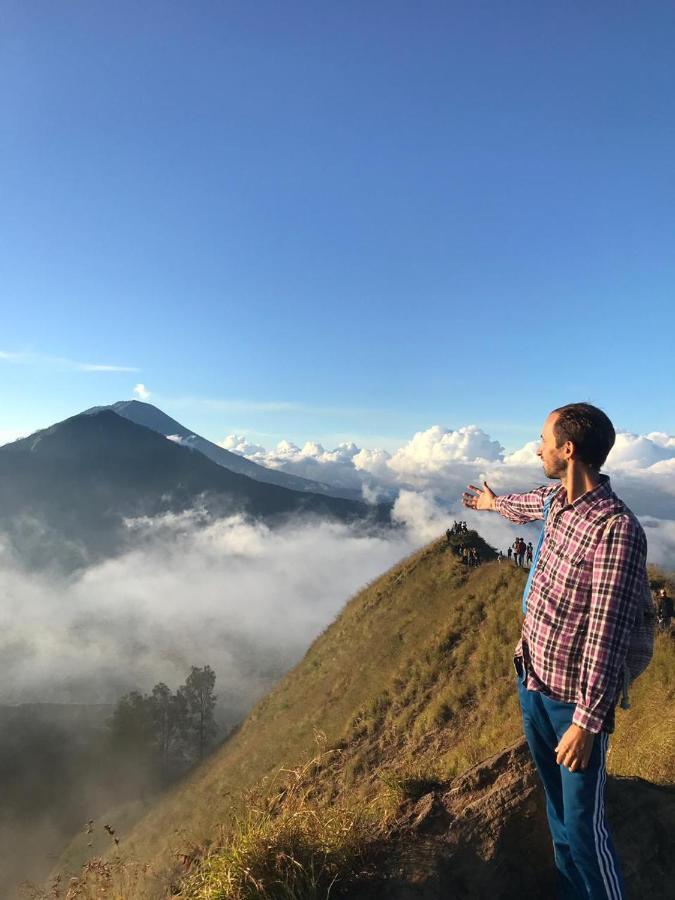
[84,400,363,501]
[53,534,674,898]
[0,409,390,570]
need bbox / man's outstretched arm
[463,482,557,524]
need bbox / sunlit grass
[175,752,385,900]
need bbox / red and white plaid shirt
[495,474,648,733]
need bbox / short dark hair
[551,403,616,470]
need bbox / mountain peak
[81,400,367,502]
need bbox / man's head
[537,403,616,479]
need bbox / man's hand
[555,724,595,772]
[462,482,497,511]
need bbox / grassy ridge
[52,533,674,898]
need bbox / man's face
[537,412,569,479]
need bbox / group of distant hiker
[509,537,533,567]
[447,521,468,536]
[444,523,481,566]
[495,539,534,567]
[460,545,481,567]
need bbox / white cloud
[219,434,268,457]
[218,424,504,496]
[214,424,675,562]
[0,350,139,373]
[0,512,418,709]
[391,489,453,544]
[606,432,675,470]
[503,440,540,467]
[133,383,151,401]
[379,424,504,485]
[638,517,675,568]
[220,434,368,490]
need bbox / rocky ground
[346,738,675,899]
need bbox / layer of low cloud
[0,512,419,710]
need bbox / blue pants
[517,677,625,899]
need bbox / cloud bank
[220,424,675,565]
[0,512,422,711]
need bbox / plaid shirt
[496,474,648,733]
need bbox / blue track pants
[517,676,625,899]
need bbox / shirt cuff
[572,705,604,734]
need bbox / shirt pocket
[538,538,590,596]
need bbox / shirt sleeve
[572,515,648,733]
[494,484,558,524]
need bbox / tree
[107,690,155,755]
[149,682,189,777]
[182,665,217,760]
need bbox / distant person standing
[507,546,512,562]
[657,587,673,633]
[526,541,534,567]
[518,538,526,568]
[497,550,504,564]
[445,528,452,544]
[462,402,651,899]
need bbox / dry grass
[608,632,675,783]
[172,748,388,900]
[18,857,157,900]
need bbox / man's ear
[563,440,575,460]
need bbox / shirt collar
[554,473,612,515]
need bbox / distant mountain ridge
[0,409,391,571]
[83,400,363,501]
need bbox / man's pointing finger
[468,484,483,493]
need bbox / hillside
[50,531,674,898]
[0,410,390,570]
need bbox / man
[656,587,673,633]
[462,403,648,900]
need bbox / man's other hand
[462,482,497,511]
[555,724,595,772]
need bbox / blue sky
[2,1,674,453]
